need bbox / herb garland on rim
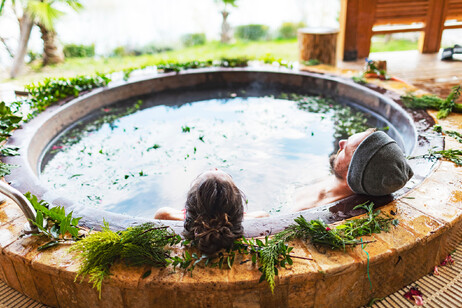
[401,85,462,119]
[69,201,395,294]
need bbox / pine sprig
[401,86,462,119]
[409,146,462,166]
[70,221,122,295]
[293,201,393,250]
[433,124,462,143]
[432,149,462,166]
[69,222,180,297]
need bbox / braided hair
[183,173,245,255]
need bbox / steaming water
[40,93,373,218]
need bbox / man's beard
[329,153,343,180]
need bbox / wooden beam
[373,24,424,35]
[419,0,450,53]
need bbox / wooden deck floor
[338,50,462,99]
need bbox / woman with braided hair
[154,169,268,255]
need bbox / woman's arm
[154,207,184,221]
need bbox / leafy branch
[25,74,111,119]
[69,222,181,297]
[0,101,22,177]
[25,192,82,250]
[401,85,462,119]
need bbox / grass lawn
[370,36,418,52]
[3,39,298,87]
[2,37,419,88]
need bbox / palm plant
[0,0,82,78]
[215,0,238,44]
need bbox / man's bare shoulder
[292,176,334,212]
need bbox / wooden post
[338,0,359,61]
[339,0,377,61]
[298,28,339,66]
[338,0,377,60]
[419,0,449,53]
[356,0,377,59]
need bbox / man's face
[330,130,375,180]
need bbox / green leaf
[227,256,232,269]
[50,224,60,239]
[251,254,257,264]
[256,239,264,247]
[26,1,65,31]
[0,146,20,157]
[38,241,59,251]
[35,210,44,229]
[142,270,151,279]
[0,162,18,177]
[71,216,82,227]
[259,273,266,283]
[218,257,224,269]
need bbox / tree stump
[298,27,339,66]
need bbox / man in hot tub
[292,128,414,212]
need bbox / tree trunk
[39,23,64,66]
[10,12,34,78]
[220,11,231,44]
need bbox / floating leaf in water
[147,144,161,151]
[69,174,83,179]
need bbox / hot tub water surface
[40,93,381,218]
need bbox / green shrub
[278,22,306,39]
[133,44,173,55]
[111,46,132,57]
[181,33,207,47]
[27,50,41,63]
[63,44,95,58]
[235,24,269,41]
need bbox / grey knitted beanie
[347,131,414,196]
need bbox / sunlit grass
[3,37,419,88]
[370,36,418,52]
[5,39,298,87]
